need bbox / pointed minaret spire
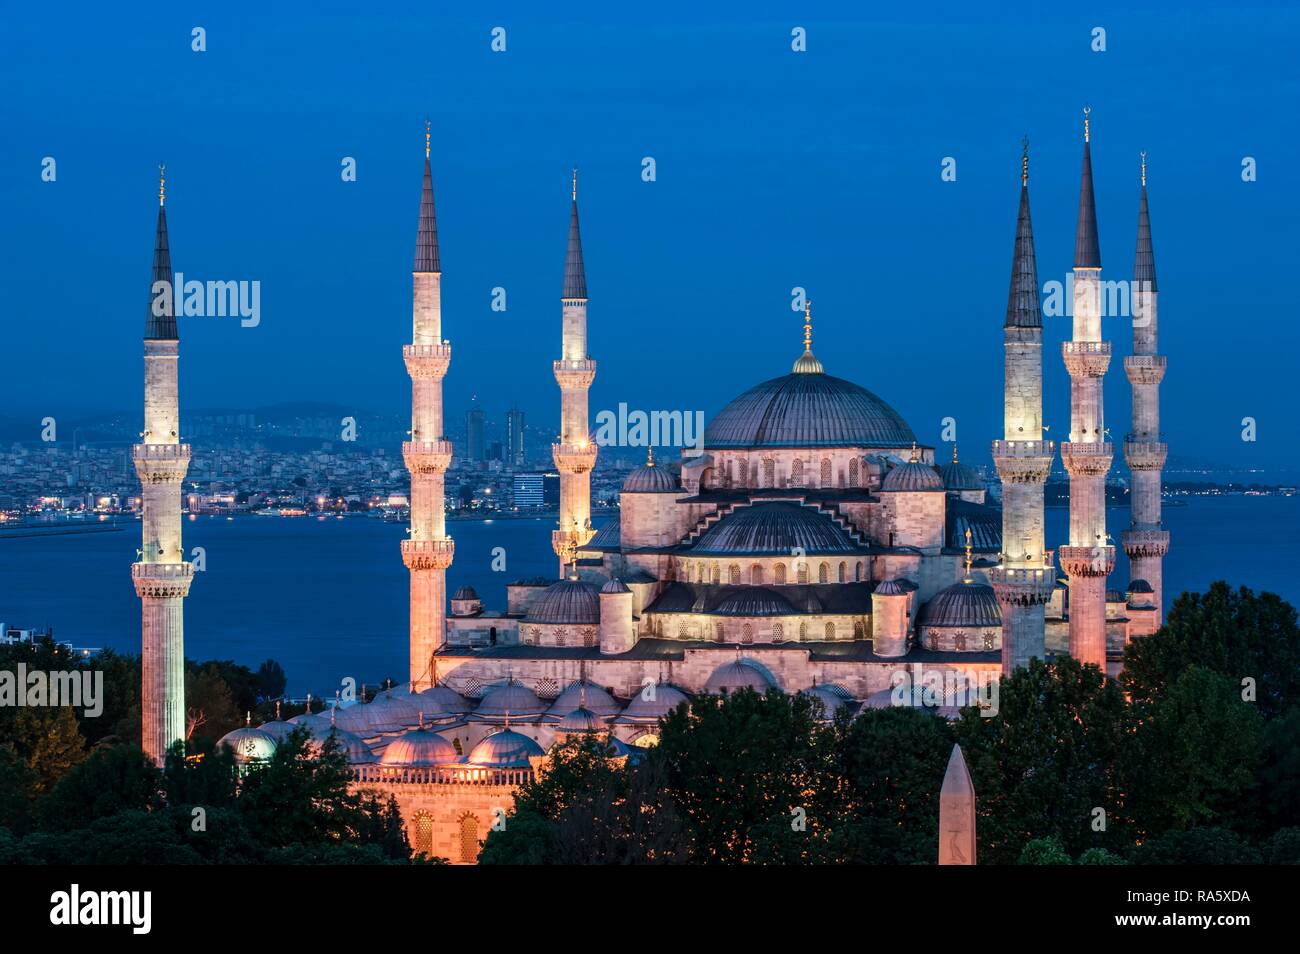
[414,121,440,272]
[563,169,587,299]
[1006,140,1041,329]
[1074,107,1101,268]
[145,163,177,340]
[1134,152,1157,292]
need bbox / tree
[12,707,86,797]
[254,660,288,701]
[1018,836,1071,865]
[1123,582,1300,719]
[39,744,161,829]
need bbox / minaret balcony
[988,559,1057,605]
[1062,341,1112,377]
[552,441,599,474]
[1060,441,1114,476]
[552,527,596,559]
[1122,528,1170,558]
[1123,438,1167,471]
[401,537,455,571]
[991,440,1055,483]
[133,443,192,483]
[132,560,195,599]
[403,343,452,380]
[1124,354,1167,385]
[1058,545,1115,578]
[402,440,454,474]
[553,359,597,390]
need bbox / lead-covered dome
[690,502,865,555]
[546,680,622,718]
[525,580,601,625]
[622,462,678,493]
[474,679,547,718]
[380,727,458,767]
[703,658,772,694]
[704,371,915,449]
[713,586,796,617]
[918,580,1002,628]
[616,683,691,722]
[217,725,278,763]
[467,729,545,768]
[882,460,945,492]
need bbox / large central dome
[704,370,916,450]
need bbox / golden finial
[1140,150,1147,187]
[646,445,655,467]
[1021,137,1029,186]
[909,441,919,463]
[803,299,813,352]
[572,167,577,201]
[245,711,251,726]
[964,527,973,579]
[424,117,431,159]
[1083,105,1091,143]
[952,443,959,464]
[158,163,166,206]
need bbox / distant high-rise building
[506,407,525,467]
[465,399,485,462]
[512,471,559,509]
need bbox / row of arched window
[716,457,863,489]
[680,560,866,585]
[672,618,860,642]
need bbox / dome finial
[964,527,973,581]
[1083,105,1091,143]
[245,711,251,726]
[275,700,281,720]
[424,117,431,159]
[1140,150,1147,188]
[572,167,577,201]
[909,441,919,463]
[803,299,813,352]
[158,162,166,206]
[952,443,959,464]
[647,445,654,467]
[1021,137,1029,186]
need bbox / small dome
[217,725,277,763]
[416,683,471,716]
[617,684,690,721]
[713,586,795,617]
[873,579,908,597]
[802,684,856,720]
[256,720,298,743]
[881,459,945,492]
[703,658,772,694]
[452,585,479,601]
[305,724,377,764]
[546,680,622,718]
[475,679,547,718]
[467,728,545,768]
[918,581,1002,628]
[1127,579,1154,594]
[556,706,610,734]
[622,462,678,493]
[380,727,458,767]
[937,455,983,491]
[336,693,421,736]
[1106,589,1126,603]
[525,580,602,625]
[601,578,631,594]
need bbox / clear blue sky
[4,1,1297,468]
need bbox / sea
[1,497,1297,695]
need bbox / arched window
[742,623,753,644]
[791,459,804,484]
[775,563,787,584]
[772,622,784,642]
[555,628,567,647]
[798,563,809,584]
[678,620,686,638]
[983,633,996,651]
[838,561,846,583]
[452,737,463,755]
[715,623,725,643]
[763,458,775,488]
[729,564,741,585]
[820,458,832,486]
[726,459,734,486]
[751,563,763,584]
[696,564,704,584]
[412,812,433,857]
[954,633,967,651]
[825,621,836,640]
[855,561,864,581]
[818,562,829,583]
[581,628,595,647]
[799,622,808,640]
[848,458,860,488]
[711,565,721,585]
[458,814,480,863]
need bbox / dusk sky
[4,1,1298,467]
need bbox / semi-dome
[467,728,545,768]
[217,725,278,763]
[918,580,1002,628]
[622,458,678,493]
[474,679,547,718]
[525,579,601,625]
[882,459,945,492]
[546,680,622,717]
[703,658,772,694]
[690,502,865,556]
[380,727,458,767]
[616,683,691,721]
[704,371,915,450]
[802,684,856,720]
[713,586,796,617]
[937,450,983,491]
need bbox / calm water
[1,498,1297,694]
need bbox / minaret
[551,169,598,576]
[1122,153,1170,629]
[133,164,194,764]
[990,141,1056,674]
[1059,108,1115,669]
[401,121,455,690]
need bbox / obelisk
[938,743,976,865]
